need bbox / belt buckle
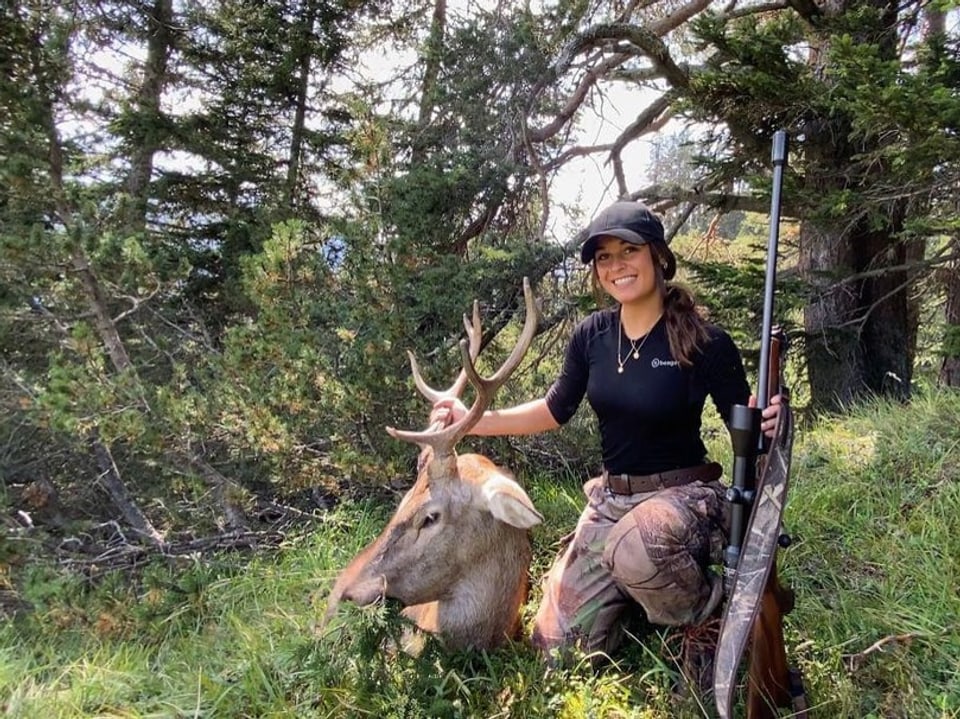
[605,472,628,495]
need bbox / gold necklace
[617,312,661,374]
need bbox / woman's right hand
[430,397,468,428]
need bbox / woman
[431,200,781,679]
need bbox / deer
[323,278,543,651]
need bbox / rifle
[743,330,807,717]
[714,131,808,719]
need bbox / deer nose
[342,575,388,606]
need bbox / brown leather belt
[602,462,723,495]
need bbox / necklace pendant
[617,366,624,374]
[632,351,640,359]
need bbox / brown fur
[324,452,541,651]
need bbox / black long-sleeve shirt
[545,308,750,476]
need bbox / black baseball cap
[580,201,672,274]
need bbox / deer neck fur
[402,524,531,650]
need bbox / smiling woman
[592,238,661,334]
[428,199,783,695]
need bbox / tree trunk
[798,131,917,410]
[797,4,918,411]
[34,10,166,545]
[123,0,174,235]
[799,220,863,409]
[939,242,960,387]
[800,226,919,410]
[412,0,446,163]
[92,433,165,547]
[286,1,317,209]
[854,224,917,400]
[70,250,135,373]
[922,0,959,388]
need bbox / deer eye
[420,511,440,529]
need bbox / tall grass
[2,390,958,718]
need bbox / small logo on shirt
[651,357,679,368]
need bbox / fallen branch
[54,528,287,580]
[842,631,925,672]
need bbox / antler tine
[467,277,538,390]
[406,301,482,403]
[450,301,483,397]
[388,278,538,459]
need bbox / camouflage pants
[531,474,728,657]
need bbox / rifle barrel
[756,130,788,415]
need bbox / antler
[387,277,538,462]
[407,298,483,415]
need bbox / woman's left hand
[759,393,783,439]
[748,393,783,439]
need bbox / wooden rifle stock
[745,331,805,718]
[747,564,797,716]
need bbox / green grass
[780,390,960,719]
[3,390,960,718]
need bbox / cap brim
[580,228,650,264]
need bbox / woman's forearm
[472,397,560,436]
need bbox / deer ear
[481,473,543,529]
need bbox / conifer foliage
[1,0,958,548]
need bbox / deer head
[323,278,542,651]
